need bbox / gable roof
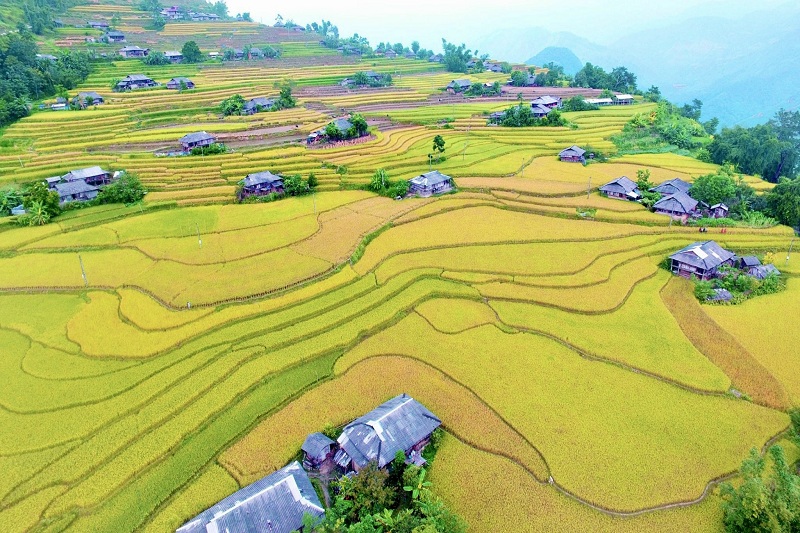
[164,50,182,57]
[119,46,147,52]
[245,97,276,110]
[750,264,780,279]
[709,288,733,302]
[409,170,452,188]
[447,79,471,89]
[243,171,283,187]
[559,145,585,157]
[180,131,215,144]
[650,178,691,195]
[168,77,193,84]
[302,433,335,461]
[331,118,353,132]
[654,191,698,214]
[585,98,613,105]
[531,95,561,106]
[120,74,154,82]
[54,180,99,196]
[669,241,735,271]
[76,91,103,100]
[176,462,324,533]
[63,166,108,181]
[739,256,761,268]
[599,176,641,197]
[531,104,552,116]
[105,31,125,37]
[335,393,441,469]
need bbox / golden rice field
[0,19,797,533]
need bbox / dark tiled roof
[180,131,216,144]
[244,97,276,110]
[599,176,641,198]
[669,241,735,270]
[119,46,147,52]
[750,264,780,279]
[106,31,125,37]
[409,171,452,188]
[55,180,99,196]
[336,393,441,469]
[168,77,193,84]
[63,166,108,181]
[176,462,324,533]
[709,288,733,301]
[332,118,353,132]
[121,74,154,82]
[654,191,698,214]
[531,95,560,106]
[243,171,283,187]
[740,256,761,267]
[651,178,691,195]
[531,104,551,116]
[447,79,471,89]
[302,432,335,461]
[560,145,586,157]
[77,91,103,100]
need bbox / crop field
[1,13,797,533]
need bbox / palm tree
[27,201,50,226]
[403,467,431,501]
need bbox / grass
[414,297,497,333]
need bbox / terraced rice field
[1,18,797,533]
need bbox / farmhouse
[240,171,284,198]
[103,31,125,43]
[428,54,443,63]
[160,6,181,19]
[489,111,506,124]
[334,394,441,472]
[88,20,109,29]
[180,132,217,151]
[486,63,504,73]
[384,49,397,58]
[650,178,691,196]
[737,256,761,270]
[615,94,634,105]
[653,191,699,218]
[709,203,729,219]
[243,97,276,115]
[163,51,183,63]
[669,241,735,280]
[118,46,149,59]
[531,104,552,118]
[446,79,471,93]
[73,92,104,108]
[408,170,454,197]
[116,74,157,91]
[54,180,99,204]
[585,98,614,106]
[559,145,586,163]
[308,117,362,144]
[301,432,335,470]
[531,95,562,108]
[62,166,112,186]
[750,264,781,279]
[599,176,642,201]
[176,462,324,533]
[166,77,195,90]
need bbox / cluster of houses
[43,166,117,205]
[490,95,562,123]
[115,75,195,91]
[599,175,730,220]
[306,117,362,145]
[176,394,441,533]
[339,71,385,87]
[160,6,220,21]
[115,46,183,63]
[668,241,781,301]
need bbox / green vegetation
[613,101,709,152]
[367,168,409,198]
[181,41,203,64]
[497,103,567,127]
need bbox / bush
[98,173,147,204]
[190,143,226,156]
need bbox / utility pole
[313,192,317,215]
[587,176,591,199]
[787,238,795,266]
[196,223,202,248]
[78,254,88,286]
[521,157,525,177]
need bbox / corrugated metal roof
[559,145,586,157]
[180,131,216,144]
[654,191,698,214]
[650,178,691,195]
[243,171,283,187]
[599,176,641,197]
[409,170,452,188]
[302,433,335,461]
[531,95,560,106]
[55,180,99,196]
[63,166,107,181]
[176,462,323,533]
[669,241,735,270]
[336,394,441,469]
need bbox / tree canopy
[181,41,203,63]
[441,39,471,73]
[709,122,797,183]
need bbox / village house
[301,432,336,470]
[428,54,443,63]
[103,31,125,43]
[750,264,781,280]
[232,49,245,60]
[531,104,552,118]
[160,6,181,19]
[585,97,614,106]
[118,46,149,59]
[88,20,109,29]
[50,99,68,111]
[486,63,504,73]
[239,171,284,198]
[334,394,441,472]
[559,145,586,163]
[489,111,506,124]
[62,166,112,186]
[599,176,642,201]
[36,54,58,62]
[446,79,471,94]
[54,180,99,204]
[650,177,691,196]
[466,59,483,71]
[166,77,195,90]
[243,97,276,115]
[383,49,397,59]
[530,95,562,109]
[72,92,104,108]
[163,51,183,63]
[408,170,454,197]
[116,74,157,91]
[176,462,324,533]
[737,256,762,270]
[615,94,635,105]
[180,132,217,151]
[403,51,417,59]
[708,203,729,219]
[669,241,736,280]
[653,191,699,218]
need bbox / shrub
[98,172,147,204]
[190,143,226,156]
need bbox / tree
[720,446,800,532]
[573,62,611,89]
[609,66,637,93]
[138,0,161,15]
[149,14,166,31]
[181,41,202,63]
[411,40,420,55]
[680,99,703,120]
[766,177,800,228]
[325,122,343,141]
[441,39,471,73]
[403,467,431,501]
[0,187,22,216]
[768,108,800,180]
[709,124,795,182]
[338,461,395,522]
[21,201,50,226]
[643,85,662,102]
[509,70,528,87]
[283,174,309,196]
[241,12,251,21]
[97,173,147,204]
[703,117,719,135]
[306,173,318,189]
[219,94,244,116]
[690,169,738,206]
[432,135,445,159]
[562,96,599,112]
[22,182,60,219]
[350,114,368,137]
[370,168,388,192]
[210,0,228,18]
[143,51,170,65]
[274,84,296,110]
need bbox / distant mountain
[525,47,582,75]
[475,2,800,127]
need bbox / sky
[225,0,788,53]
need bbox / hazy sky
[226,0,787,52]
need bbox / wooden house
[649,178,691,196]
[73,92,104,108]
[531,104,552,118]
[116,74,157,91]
[240,171,284,198]
[54,180,99,204]
[384,49,397,58]
[428,54,443,63]
[559,145,586,163]
[408,170,454,197]
[180,132,216,151]
[301,432,336,470]
[737,256,761,270]
[160,6,181,19]
[669,241,735,280]
[615,94,634,105]
[486,63,504,73]
[446,79,471,93]
[708,203,729,219]
[63,166,112,186]
[653,191,699,218]
[166,77,195,90]
[530,95,562,108]
[489,111,506,124]
[585,97,614,106]
[163,51,183,63]
[88,20,109,29]
[103,31,126,43]
[599,176,642,201]
[118,46,149,59]
[334,394,441,472]
[243,97,276,115]
[176,462,324,533]
[750,264,781,279]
